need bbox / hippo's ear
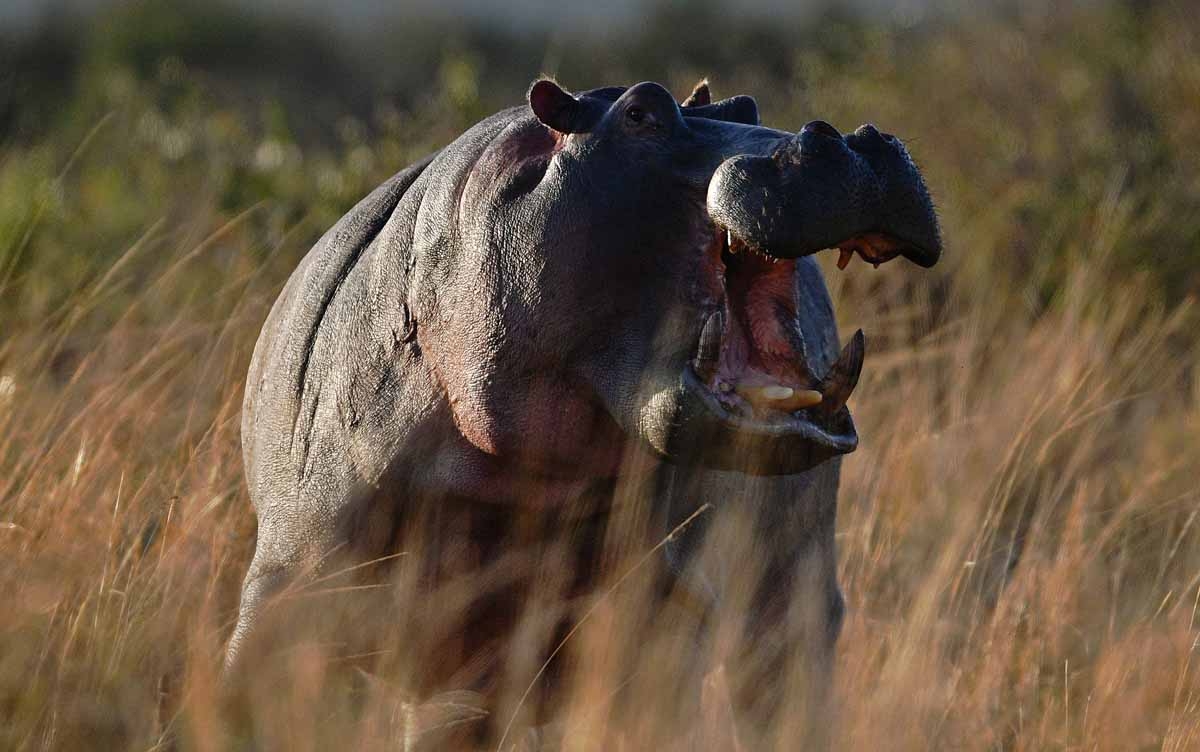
[681,79,711,108]
[529,79,583,134]
[683,95,760,126]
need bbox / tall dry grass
[3,3,1200,748]
[1,154,1197,750]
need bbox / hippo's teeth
[735,384,773,403]
[735,384,823,410]
[693,311,724,381]
[817,329,865,413]
[762,385,793,400]
[780,389,824,409]
[837,233,904,271]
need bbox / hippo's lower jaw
[670,363,859,475]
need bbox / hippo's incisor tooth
[735,384,823,410]
[784,389,823,409]
[735,384,772,404]
[727,231,746,255]
[837,248,854,270]
[762,385,793,400]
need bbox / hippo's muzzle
[708,119,942,266]
[664,121,941,475]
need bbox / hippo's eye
[625,106,646,125]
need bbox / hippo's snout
[665,117,942,473]
[706,121,942,268]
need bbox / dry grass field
[2,2,1199,749]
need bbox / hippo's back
[241,154,437,520]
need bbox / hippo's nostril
[854,124,886,141]
[801,120,842,139]
[847,123,902,154]
[855,123,900,147]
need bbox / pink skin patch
[723,251,806,388]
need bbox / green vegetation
[1,1,1198,749]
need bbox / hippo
[229,79,940,748]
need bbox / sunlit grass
[2,2,1199,749]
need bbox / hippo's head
[413,79,941,477]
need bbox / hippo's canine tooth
[693,311,724,381]
[817,328,865,413]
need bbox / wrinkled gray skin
[230,79,940,747]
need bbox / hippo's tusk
[693,310,724,381]
[817,329,865,413]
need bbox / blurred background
[1,1,1198,749]
[3,0,1199,327]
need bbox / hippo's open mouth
[678,224,906,468]
[644,113,941,474]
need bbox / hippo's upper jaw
[660,117,942,476]
[707,119,942,267]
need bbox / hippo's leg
[224,481,402,679]
[660,460,844,749]
[224,546,296,675]
[725,535,843,751]
[223,516,343,679]
[726,465,843,750]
